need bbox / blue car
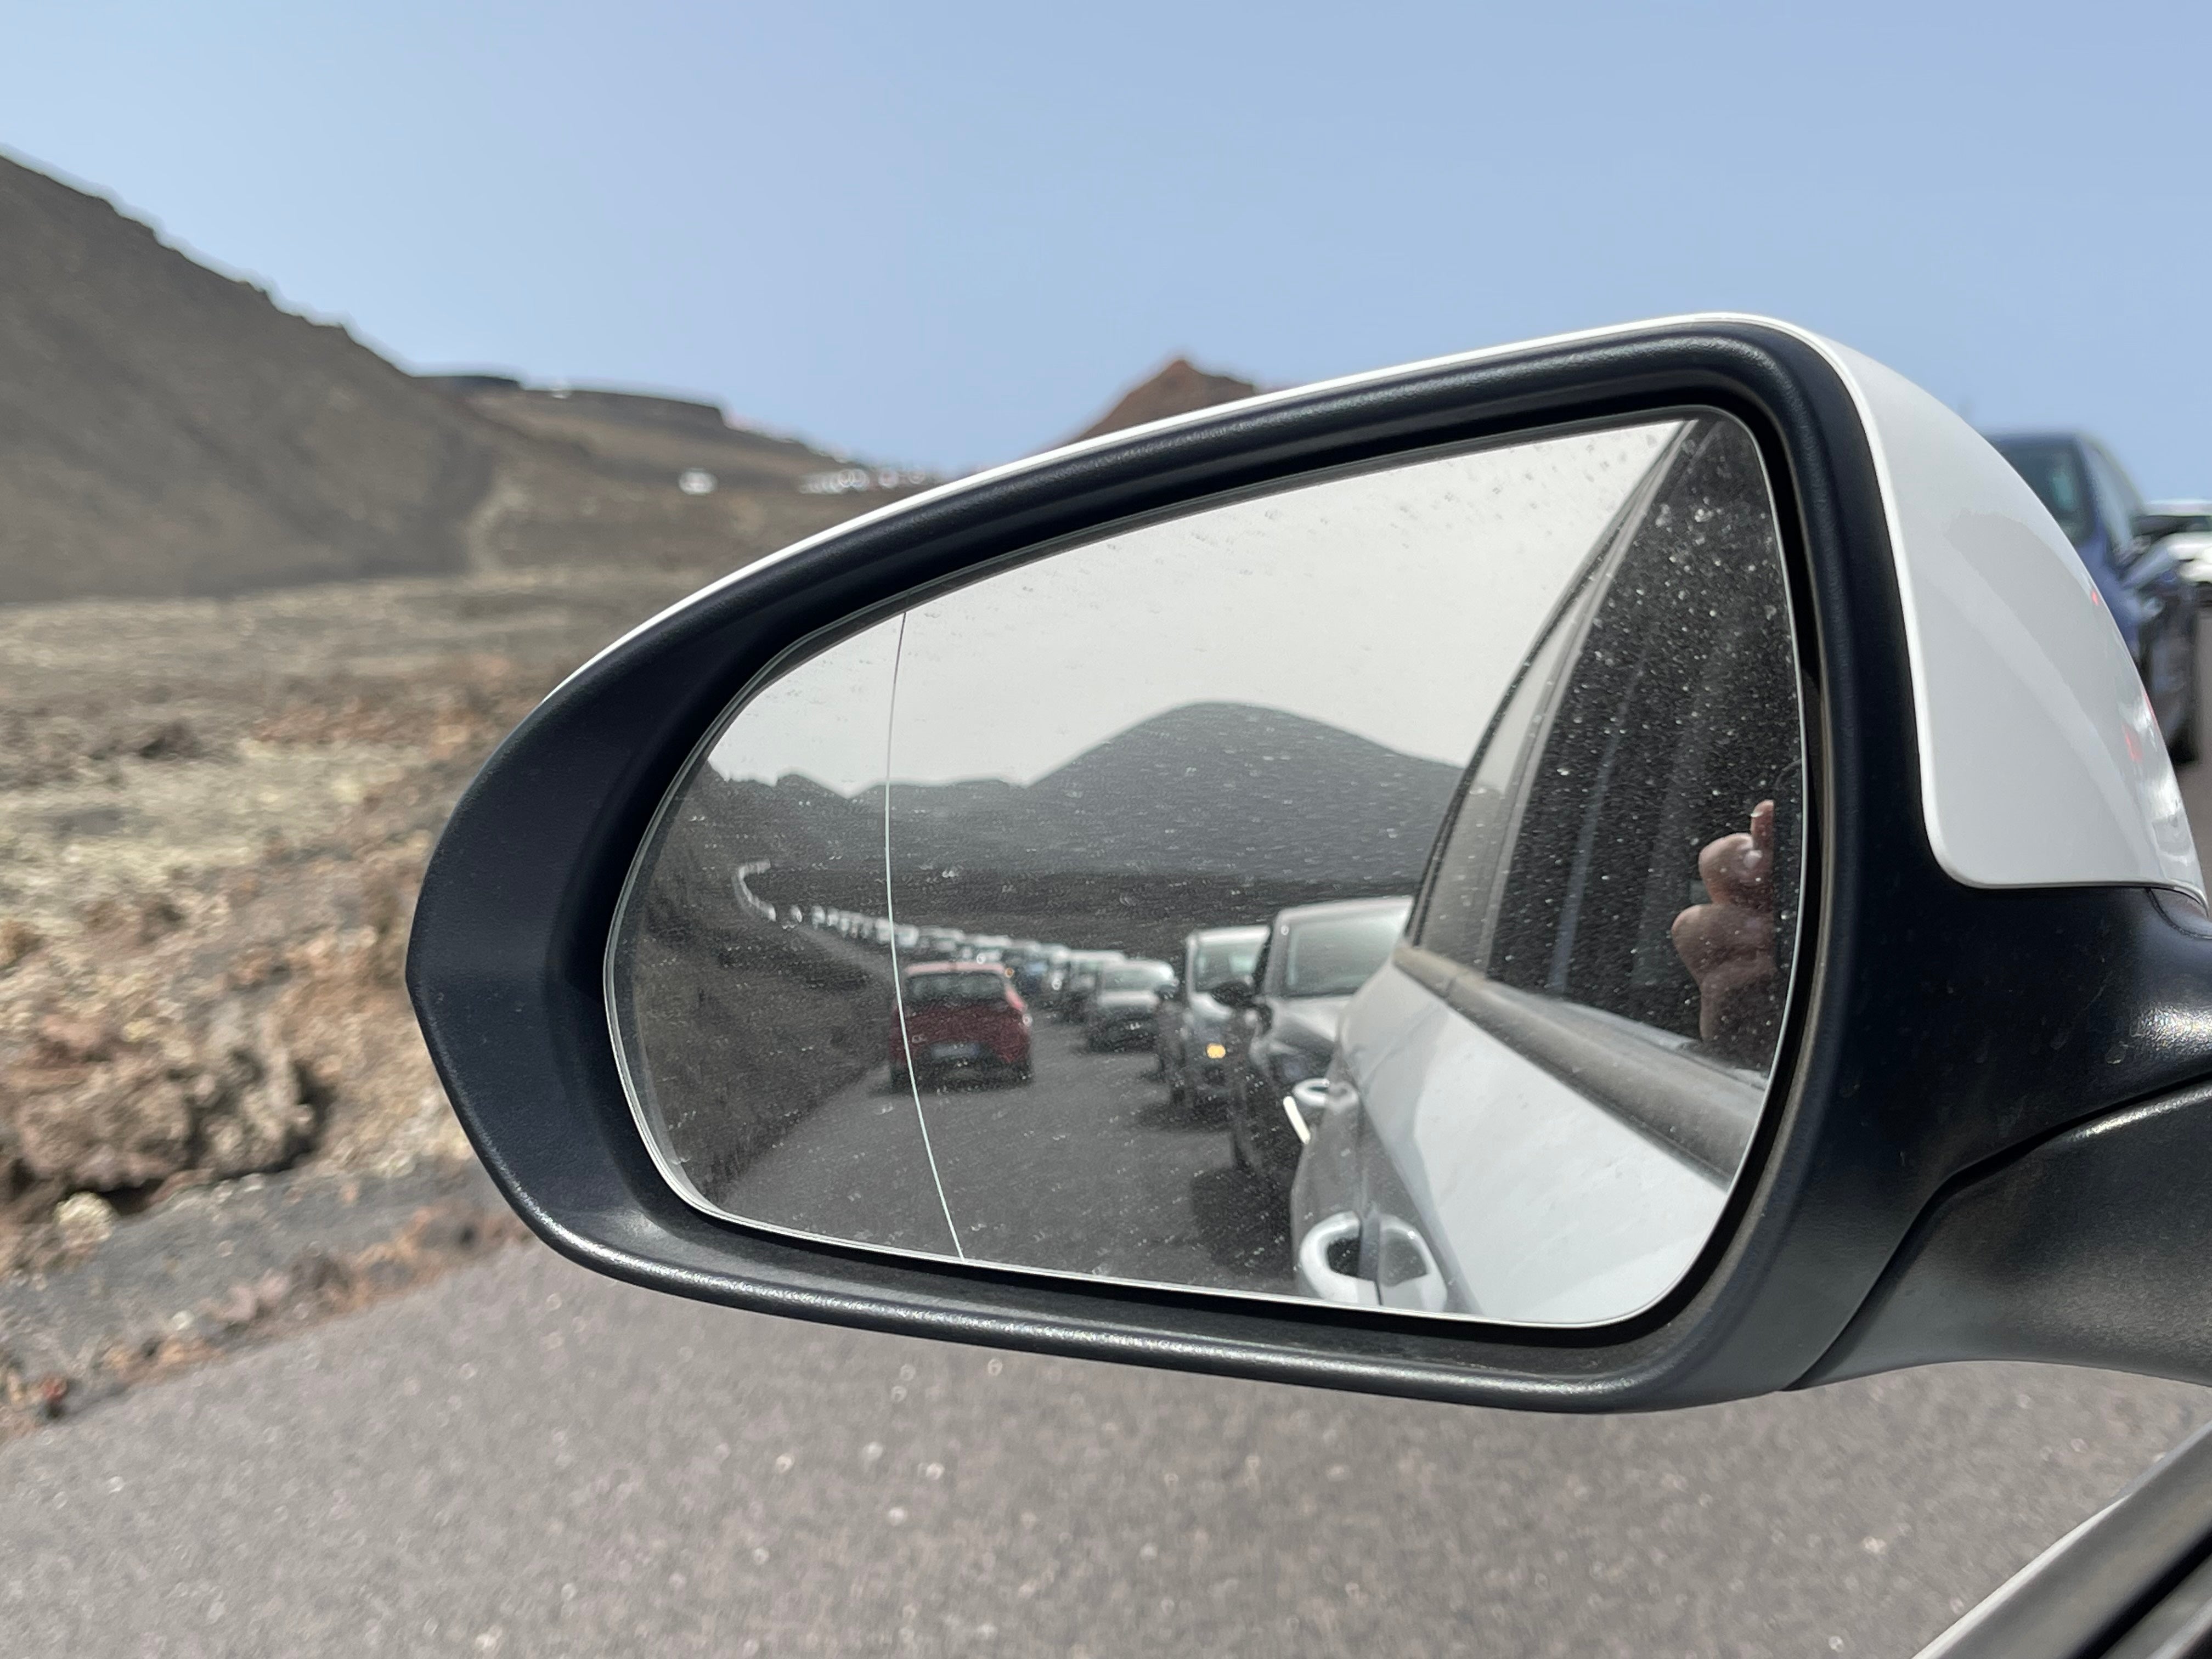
[1987,431,2200,761]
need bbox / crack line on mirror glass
[881,611,965,1259]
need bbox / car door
[1308,415,1805,1319]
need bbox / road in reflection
[714,1009,1292,1295]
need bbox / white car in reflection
[1291,413,1800,1325]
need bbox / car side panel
[1340,964,1724,1324]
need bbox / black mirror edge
[407,318,2212,1414]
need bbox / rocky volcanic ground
[0,292,1265,1435]
[0,563,756,1430]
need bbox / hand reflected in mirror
[1671,799,1781,1065]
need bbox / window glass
[1993,439,2096,548]
[1101,963,1174,991]
[1190,933,1262,986]
[2086,443,2146,549]
[1417,416,1802,1063]
[1280,906,1410,997]
[1414,589,1593,969]
[903,971,1008,1005]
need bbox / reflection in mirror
[608,411,1805,1327]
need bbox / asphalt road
[714,1020,1291,1295]
[3,1240,2210,1658]
[15,655,2212,1657]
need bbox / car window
[1281,907,1409,997]
[1415,416,1804,1058]
[1100,963,1172,991]
[904,971,1006,1005]
[1190,933,1262,986]
[2087,441,2147,549]
[1993,438,2098,548]
[1415,553,1603,968]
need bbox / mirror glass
[608,411,1805,1326]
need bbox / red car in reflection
[890,962,1033,1089]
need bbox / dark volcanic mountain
[0,157,498,601]
[0,156,872,603]
[958,702,1459,882]
[699,702,1462,887]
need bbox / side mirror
[1205,977,1259,1011]
[411,315,2211,1414]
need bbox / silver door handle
[1375,1216,1450,1313]
[1296,1211,1378,1306]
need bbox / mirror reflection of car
[1082,958,1178,1051]
[1057,950,1126,1021]
[889,962,1033,1090]
[1295,415,1801,1320]
[1157,924,1267,1111]
[1988,432,2201,761]
[1030,943,1074,1011]
[1003,940,1056,1004]
[1219,896,1412,1204]
[910,926,963,961]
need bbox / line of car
[789,896,1414,1232]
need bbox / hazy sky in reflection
[712,422,1677,792]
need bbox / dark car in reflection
[1219,896,1411,1201]
[1157,924,1267,1110]
[889,962,1032,1090]
[1005,943,1057,1006]
[1988,432,2200,760]
[1082,958,1178,1051]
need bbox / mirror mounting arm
[1806,1075,2212,1390]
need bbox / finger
[1700,832,1759,903]
[1738,798,1775,899]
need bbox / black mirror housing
[409,316,2212,1413]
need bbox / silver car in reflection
[1157,924,1267,1110]
[1218,896,1411,1202]
[1056,949,1126,1022]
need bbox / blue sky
[5,1,2210,488]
